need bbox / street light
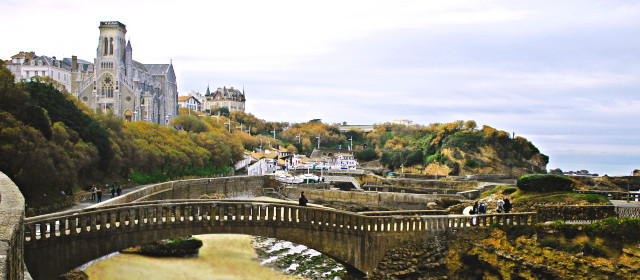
[259,138,263,151]
[224,120,231,132]
[271,130,276,139]
[629,171,632,203]
[316,136,320,149]
[348,137,353,151]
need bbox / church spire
[205,84,210,96]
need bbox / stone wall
[537,205,617,222]
[282,187,465,210]
[0,172,25,280]
[90,175,275,208]
[385,178,477,191]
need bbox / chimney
[72,55,78,71]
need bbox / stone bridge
[22,199,536,279]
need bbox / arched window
[109,37,114,55]
[104,37,108,55]
[101,75,114,98]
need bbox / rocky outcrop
[371,225,640,280]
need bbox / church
[71,21,178,125]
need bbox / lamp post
[348,137,353,151]
[316,136,320,149]
[271,130,276,139]
[259,139,263,151]
[224,120,231,132]
[629,171,632,203]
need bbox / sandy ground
[84,234,306,280]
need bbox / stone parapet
[537,205,617,222]
[282,187,466,210]
[0,172,25,280]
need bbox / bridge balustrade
[24,200,536,245]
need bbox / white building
[178,95,201,111]
[6,52,73,92]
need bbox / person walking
[496,197,504,213]
[96,188,102,203]
[116,186,122,196]
[504,197,512,213]
[299,191,308,206]
[110,184,115,198]
[478,201,487,214]
[472,201,479,215]
[91,185,97,202]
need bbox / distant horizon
[1,0,637,177]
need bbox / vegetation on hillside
[0,62,242,209]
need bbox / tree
[465,120,477,130]
[286,144,298,154]
[171,115,210,133]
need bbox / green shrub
[539,239,563,249]
[516,174,574,192]
[465,159,480,168]
[355,148,378,162]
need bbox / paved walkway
[611,200,640,208]
[60,184,153,212]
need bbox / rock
[58,271,88,280]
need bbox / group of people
[471,196,512,215]
[90,184,123,203]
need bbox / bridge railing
[24,200,537,245]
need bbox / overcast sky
[1,0,638,175]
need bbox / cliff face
[423,145,547,177]
[370,226,640,280]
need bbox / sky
[1,0,639,175]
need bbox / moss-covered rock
[122,237,203,257]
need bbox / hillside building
[203,86,246,113]
[5,51,74,92]
[178,95,201,112]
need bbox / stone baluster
[69,216,78,236]
[24,223,36,242]
[243,204,251,224]
[118,209,126,227]
[99,212,107,231]
[174,205,182,223]
[128,209,136,228]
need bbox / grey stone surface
[0,172,25,280]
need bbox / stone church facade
[71,21,177,124]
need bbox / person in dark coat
[478,202,487,214]
[299,191,308,206]
[110,185,115,198]
[472,201,479,215]
[116,186,122,196]
[96,188,102,202]
[504,197,512,213]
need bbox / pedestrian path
[60,184,152,212]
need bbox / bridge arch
[23,200,536,280]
